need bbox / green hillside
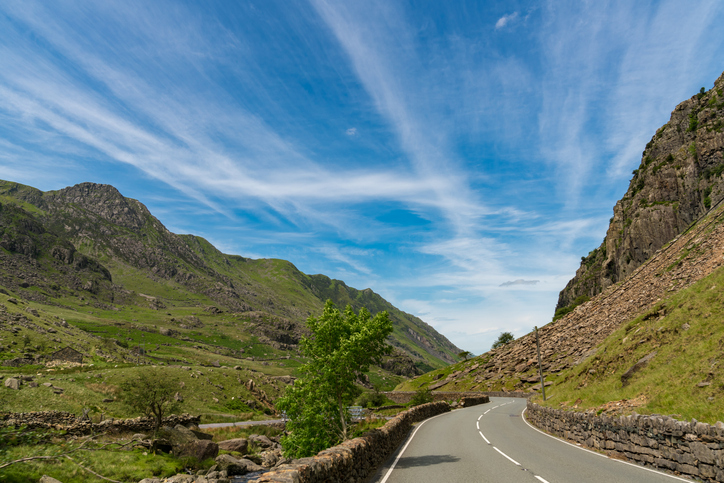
[539,265,724,424]
[0,179,459,379]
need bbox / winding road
[368,397,692,483]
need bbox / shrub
[356,390,387,408]
[409,388,433,407]
[492,332,515,349]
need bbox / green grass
[538,265,724,424]
[0,435,184,483]
[0,364,285,419]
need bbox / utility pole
[535,326,546,401]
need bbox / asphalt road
[368,397,692,483]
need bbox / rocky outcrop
[558,71,724,311]
[424,198,724,392]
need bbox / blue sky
[1,1,723,355]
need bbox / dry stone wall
[526,401,724,482]
[256,401,453,483]
[0,410,200,435]
[385,390,527,405]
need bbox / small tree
[491,332,515,350]
[409,388,433,406]
[119,368,181,433]
[276,300,393,458]
[458,350,472,361]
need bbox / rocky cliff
[401,195,724,394]
[557,71,724,312]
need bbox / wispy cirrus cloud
[495,12,518,30]
[0,2,459,235]
[1,0,723,355]
[500,279,539,287]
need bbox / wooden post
[535,326,546,401]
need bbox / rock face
[558,71,724,311]
[416,196,724,392]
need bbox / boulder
[176,439,219,462]
[190,429,213,440]
[39,476,63,483]
[239,457,264,473]
[248,434,274,448]
[158,425,197,448]
[217,437,248,454]
[260,449,281,468]
[164,475,195,483]
[4,377,20,390]
[215,454,248,475]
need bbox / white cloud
[346,127,357,136]
[495,12,518,30]
[500,279,540,287]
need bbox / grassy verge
[539,265,724,424]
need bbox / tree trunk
[337,394,347,441]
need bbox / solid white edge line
[493,446,521,466]
[479,430,490,444]
[521,407,693,482]
[534,476,551,483]
[379,411,450,483]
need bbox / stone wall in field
[256,401,453,483]
[0,410,200,435]
[384,390,527,404]
[526,401,724,482]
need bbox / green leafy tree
[119,368,181,433]
[491,331,515,349]
[457,350,472,361]
[277,300,393,458]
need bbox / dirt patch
[593,395,648,416]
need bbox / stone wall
[526,401,724,482]
[384,390,527,404]
[0,410,200,435]
[256,401,453,483]
[460,395,489,407]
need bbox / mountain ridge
[0,179,460,372]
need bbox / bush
[225,398,252,412]
[357,390,387,408]
[409,388,433,407]
[491,332,515,349]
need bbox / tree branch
[63,455,123,483]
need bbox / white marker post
[535,326,545,401]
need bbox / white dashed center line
[478,431,490,444]
[493,446,521,466]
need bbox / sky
[1,1,723,355]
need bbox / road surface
[368,397,691,483]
